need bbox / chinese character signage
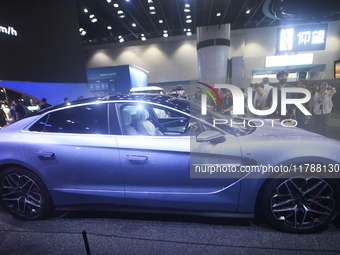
[277,24,327,53]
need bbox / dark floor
[1,208,340,255]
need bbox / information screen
[277,24,327,53]
[0,0,87,83]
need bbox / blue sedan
[0,94,339,233]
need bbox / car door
[22,102,125,206]
[115,102,243,212]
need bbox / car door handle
[126,155,148,164]
[35,151,55,158]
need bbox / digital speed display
[277,24,327,53]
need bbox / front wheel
[262,176,340,233]
[0,167,53,220]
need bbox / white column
[196,24,231,87]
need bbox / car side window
[118,103,191,136]
[29,103,109,134]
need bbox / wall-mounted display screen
[277,24,327,53]
[335,60,340,79]
[0,0,87,83]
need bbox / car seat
[121,111,138,135]
[136,108,163,135]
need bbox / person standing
[9,103,17,123]
[217,88,233,115]
[313,82,336,136]
[39,98,52,110]
[0,105,7,127]
[265,70,296,119]
[13,99,26,120]
[262,77,273,93]
[253,83,268,112]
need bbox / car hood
[236,120,340,165]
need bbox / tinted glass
[30,103,108,134]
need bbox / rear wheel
[262,175,340,233]
[0,167,53,220]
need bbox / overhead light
[186,15,191,19]
[246,9,251,14]
[148,0,153,3]
[91,18,97,23]
[159,20,163,23]
[89,14,95,18]
[186,31,192,36]
[149,11,156,14]
[79,28,86,36]
[132,23,136,27]
[119,14,125,18]
[186,19,192,23]
[117,10,123,14]
[107,0,111,2]
[149,6,155,10]
[113,3,119,8]
[118,35,124,43]
[184,8,190,12]
[163,34,168,37]
[216,13,221,17]
[185,4,190,8]
[107,26,112,30]
[84,8,88,13]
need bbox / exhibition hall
[1,0,340,254]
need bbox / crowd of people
[0,95,85,128]
[167,71,337,138]
[248,71,337,136]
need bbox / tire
[0,167,53,220]
[261,175,340,233]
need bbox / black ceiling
[76,0,340,46]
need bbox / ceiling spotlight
[117,10,123,14]
[113,3,119,8]
[184,8,190,12]
[107,26,112,30]
[163,33,169,37]
[89,14,95,18]
[159,20,163,23]
[149,6,155,10]
[148,0,153,3]
[186,19,192,23]
[79,28,86,36]
[118,35,124,43]
[185,4,190,8]
[84,8,88,13]
[149,11,156,14]
[216,13,221,17]
[91,18,97,23]
[107,0,111,2]
[246,9,251,14]
[132,23,136,27]
[186,31,192,36]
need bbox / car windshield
[185,98,256,136]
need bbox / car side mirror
[196,131,226,144]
